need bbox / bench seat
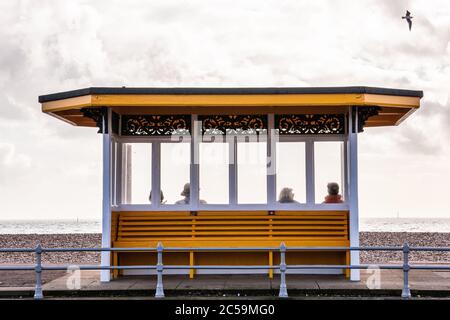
[111,210,350,278]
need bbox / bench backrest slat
[112,211,349,242]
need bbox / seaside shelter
[39,86,423,282]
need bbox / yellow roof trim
[42,93,420,113]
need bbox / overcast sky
[0,0,449,220]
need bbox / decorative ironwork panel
[111,111,120,134]
[275,114,346,134]
[121,115,191,136]
[199,115,267,135]
[356,106,380,132]
[81,107,107,133]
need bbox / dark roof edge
[38,86,424,103]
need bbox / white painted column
[305,141,315,205]
[151,142,161,208]
[348,107,360,281]
[266,114,276,206]
[229,135,238,205]
[101,109,112,282]
[190,116,200,209]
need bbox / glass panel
[199,142,229,204]
[276,142,306,204]
[124,143,152,204]
[314,141,344,204]
[161,143,191,205]
[237,141,267,204]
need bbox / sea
[0,218,449,234]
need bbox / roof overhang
[39,86,423,129]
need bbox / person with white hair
[175,183,207,205]
[277,187,299,204]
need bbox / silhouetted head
[278,187,295,203]
[181,183,190,197]
[327,182,340,196]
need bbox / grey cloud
[438,102,450,139]
[0,142,32,184]
[43,34,65,72]
[45,120,100,141]
[0,45,28,78]
[144,2,199,23]
[416,100,445,118]
[417,100,450,140]
[0,93,31,120]
[0,46,35,84]
[396,125,441,155]
[379,0,411,19]
[395,40,449,58]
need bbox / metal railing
[1,243,449,300]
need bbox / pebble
[0,234,101,265]
[360,232,450,263]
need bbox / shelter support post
[348,107,360,281]
[101,109,112,282]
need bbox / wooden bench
[111,210,350,278]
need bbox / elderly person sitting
[277,187,299,204]
[323,182,344,203]
[175,183,207,205]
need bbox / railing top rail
[409,247,450,252]
[41,247,158,252]
[285,246,404,251]
[1,245,450,253]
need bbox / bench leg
[345,251,350,279]
[268,251,273,279]
[112,252,119,279]
[189,251,195,279]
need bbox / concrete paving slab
[2,268,449,298]
[177,276,227,290]
[272,275,319,290]
[0,286,34,292]
[224,275,272,290]
[128,276,183,290]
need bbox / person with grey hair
[175,183,207,205]
[323,182,344,203]
[277,187,299,204]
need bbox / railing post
[278,242,288,298]
[155,242,165,298]
[401,242,411,300]
[34,244,43,300]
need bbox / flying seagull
[402,10,413,31]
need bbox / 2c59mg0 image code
[174,304,275,317]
